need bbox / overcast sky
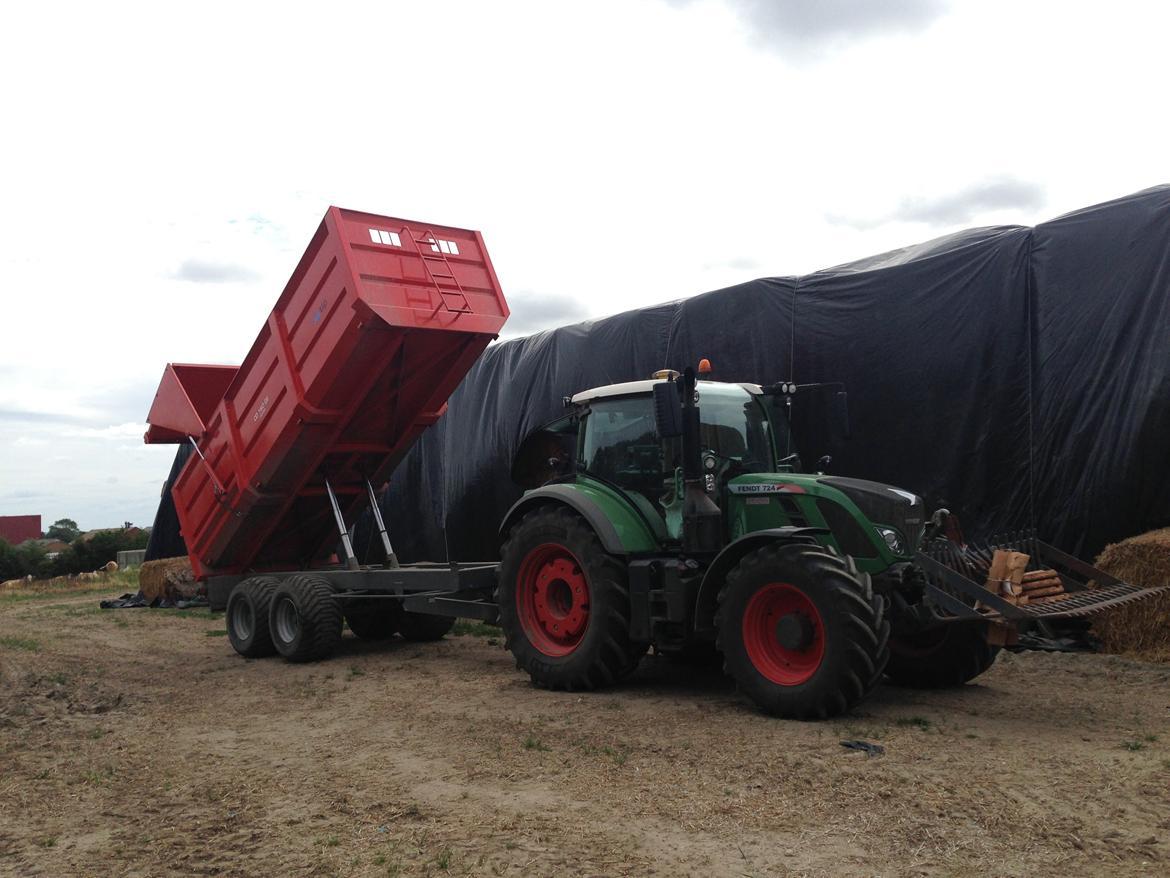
[1,0,1167,531]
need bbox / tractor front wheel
[498,506,645,690]
[717,543,889,719]
[885,621,999,688]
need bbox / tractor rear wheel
[498,506,645,690]
[226,575,281,657]
[885,621,999,688]
[344,600,403,641]
[269,574,343,662]
[717,543,890,719]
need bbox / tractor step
[915,530,1170,622]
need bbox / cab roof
[570,379,763,405]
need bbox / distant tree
[0,539,23,581]
[46,518,81,542]
[15,542,52,578]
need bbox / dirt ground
[1,585,1168,878]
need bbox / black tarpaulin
[147,186,1170,566]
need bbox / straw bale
[1091,528,1170,661]
[139,556,198,602]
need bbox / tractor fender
[498,484,658,556]
[692,527,828,632]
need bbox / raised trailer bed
[145,206,509,658]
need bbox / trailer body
[145,207,508,580]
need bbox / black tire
[226,576,281,657]
[345,600,403,641]
[660,641,723,670]
[269,574,343,662]
[886,621,999,688]
[397,612,455,642]
[498,506,645,691]
[716,543,890,719]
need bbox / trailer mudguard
[692,527,828,632]
[498,483,660,555]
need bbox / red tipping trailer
[145,207,508,587]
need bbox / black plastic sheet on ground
[148,186,1170,566]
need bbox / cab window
[581,397,663,501]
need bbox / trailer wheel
[717,543,889,719]
[885,622,999,688]
[226,576,281,657]
[344,600,402,641]
[397,612,456,642]
[269,574,343,662]
[498,506,644,691]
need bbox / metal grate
[920,529,1170,621]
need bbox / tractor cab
[568,377,780,542]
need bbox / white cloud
[61,423,148,440]
[0,0,1168,530]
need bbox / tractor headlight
[876,526,907,555]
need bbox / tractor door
[580,396,677,534]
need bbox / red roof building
[0,515,42,545]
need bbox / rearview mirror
[653,381,684,438]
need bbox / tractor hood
[818,476,926,549]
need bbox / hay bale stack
[1092,528,1170,661]
[139,556,198,602]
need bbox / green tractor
[496,364,1122,718]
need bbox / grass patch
[0,584,114,607]
[522,734,550,752]
[76,766,115,785]
[1121,740,1146,752]
[579,742,628,764]
[896,716,932,730]
[161,608,217,620]
[205,629,228,637]
[451,620,498,637]
[37,836,57,848]
[0,568,140,608]
[348,665,365,679]
[0,636,40,651]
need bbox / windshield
[696,385,778,472]
[580,385,780,481]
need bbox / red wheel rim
[516,543,590,656]
[742,583,825,685]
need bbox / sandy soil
[1,587,1168,877]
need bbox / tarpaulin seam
[1024,228,1037,536]
[789,276,799,380]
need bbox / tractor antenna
[443,524,456,571]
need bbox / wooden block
[1022,568,1059,583]
[1021,576,1062,592]
[986,621,1019,646]
[1023,585,1064,599]
[985,550,1031,601]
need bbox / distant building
[34,538,70,558]
[0,515,41,545]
